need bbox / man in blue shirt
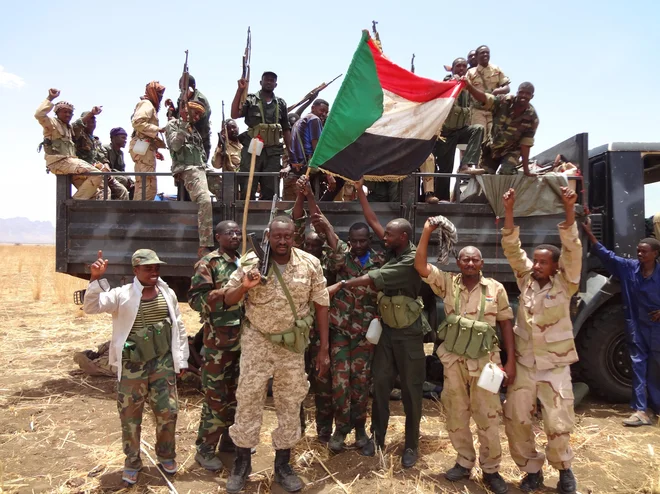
[583,219,660,426]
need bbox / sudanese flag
[309,30,464,181]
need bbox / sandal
[160,460,178,474]
[622,411,652,427]
[121,468,140,485]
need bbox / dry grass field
[1,244,659,493]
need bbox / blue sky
[1,0,659,223]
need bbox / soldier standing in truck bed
[230,71,292,200]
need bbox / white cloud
[0,66,25,89]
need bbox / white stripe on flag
[364,89,456,140]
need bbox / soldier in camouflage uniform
[414,219,515,494]
[99,127,135,199]
[311,213,385,453]
[501,187,580,494]
[464,78,539,177]
[231,71,292,200]
[82,249,189,485]
[223,216,330,493]
[165,101,214,257]
[291,177,334,443]
[72,110,129,200]
[188,220,243,471]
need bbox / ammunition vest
[256,265,312,354]
[442,92,471,131]
[123,316,172,363]
[246,97,283,147]
[376,292,424,329]
[39,137,76,157]
[437,284,498,359]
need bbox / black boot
[520,470,544,492]
[226,447,252,494]
[359,435,383,457]
[445,463,471,481]
[483,472,508,494]
[274,449,304,492]
[558,469,577,494]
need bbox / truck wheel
[576,303,632,403]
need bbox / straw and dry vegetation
[1,245,659,493]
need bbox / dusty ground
[1,245,659,494]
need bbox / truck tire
[576,303,632,403]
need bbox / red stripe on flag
[366,37,463,103]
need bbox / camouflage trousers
[479,144,519,175]
[178,167,214,247]
[504,363,575,473]
[229,324,309,449]
[130,139,157,201]
[471,109,493,139]
[196,324,241,458]
[48,157,102,200]
[331,329,374,435]
[441,356,502,473]
[307,331,333,436]
[117,353,178,470]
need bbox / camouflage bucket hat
[131,249,167,267]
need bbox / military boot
[354,427,369,449]
[274,449,304,492]
[226,447,252,494]
[483,472,508,494]
[195,451,223,472]
[558,469,577,494]
[328,431,346,453]
[520,470,544,492]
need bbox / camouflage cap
[131,249,167,267]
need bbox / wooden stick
[241,147,259,255]
[140,440,179,494]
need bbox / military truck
[55,133,660,403]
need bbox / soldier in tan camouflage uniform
[130,81,167,201]
[223,216,330,493]
[165,101,214,257]
[501,186,580,494]
[188,220,243,472]
[35,88,103,199]
[464,78,539,176]
[466,45,510,138]
[414,219,515,494]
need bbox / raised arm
[414,219,436,277]
[356,179,385,240]
[582,217,632,280]
[35,88,60,129]
[557,187,582,288]
[231,79,247,119]
[83,250,120,314]
[501,188,534,279]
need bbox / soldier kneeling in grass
[83,249,189,485]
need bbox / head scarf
[427,215,458,265]
[187,101,206,115]
[110,127,128,138]
[142,81,166,111]
[54,101,74,114]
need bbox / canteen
[477,362,505,394]
[366,318,382,345]
[133,138,150,156]
[248,137,264,156]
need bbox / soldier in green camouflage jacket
[188,220,243,472]
[464,78,539,176]
[72,109,129,200]
[311,212,385,453]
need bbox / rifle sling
[271,263,298,320]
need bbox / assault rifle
[247,194,279,283]
[180,50,190,121]
[287,74,342,112]
[238,27,251,109]
[221,100,227,157]
[372,20,382,51]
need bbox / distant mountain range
[0,217,55,244]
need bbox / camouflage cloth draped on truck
[35,89,102,199]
